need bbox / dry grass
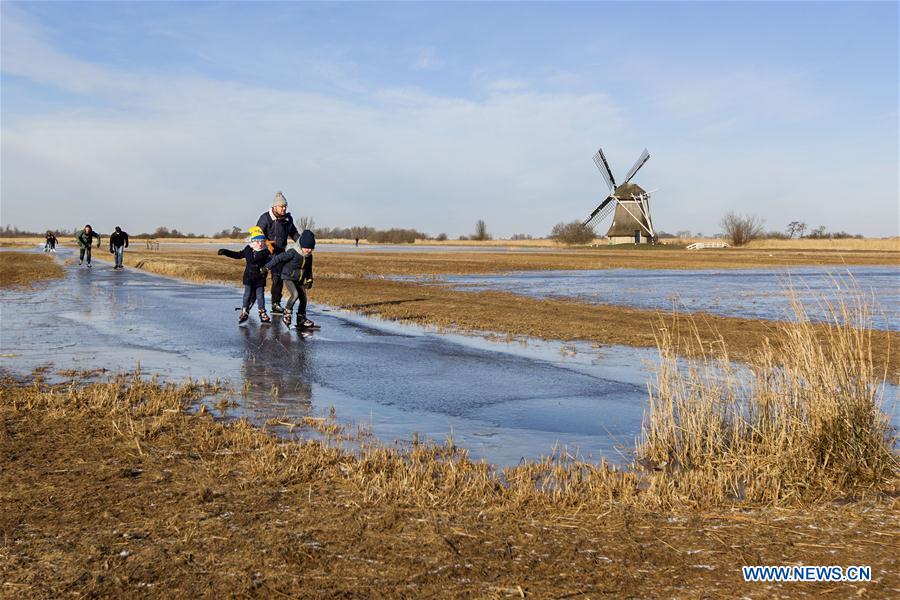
[746,237,900,251]
[640,290,898,505]
[2,325,898,596]
[0,251,65,289]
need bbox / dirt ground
[2,375,897,599]
[120,248,900,380]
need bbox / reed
[638,284,898,505]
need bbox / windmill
[583,147,657,244]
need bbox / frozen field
[438,266,899,330]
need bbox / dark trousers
[270,271,285,305]
[79,246,92,263]
[242,284,266,311]
[283,281,308,317]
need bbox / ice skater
[262,229,315,329]
[218,227,272,324]
[256,191,299,314]
[44,231,57,252]
[109,226,129,269]
[75,225,101,267]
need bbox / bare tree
[298,216,315,231]
[472,219,491,241]
[786,221,807,239]
[720,212,765,246]
[550,221,595,245]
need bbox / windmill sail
[592,148,616,192]
[583,195,616,227]
[622,148,650,184]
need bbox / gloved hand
[259,267,269,276]
[217,249,226,255]
[304,279,313,289]
[110,249,114,254]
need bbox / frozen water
[436,266,899,330]
[0,248,654,466]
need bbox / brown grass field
[118,247,900,380]
[1,354,897,597]
[0,251,65,289]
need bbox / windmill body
[583,147,657,245]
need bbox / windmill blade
[592,148,616,192]
[622,148,650,184]
[583,195,615,227]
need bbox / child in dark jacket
[263,229,315,328]
[218,231,272,324]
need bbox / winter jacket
[264,248,312,284]
[76,230,101,248]
[256,210,299,253]
[220,246,271,286]
[109,231,129,250]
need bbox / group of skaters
[218,191,316,330]
[43,226,130,269]
[68,225,130,269]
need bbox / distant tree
[676,230,692,239]
[458,235,469,241]
[298,216,315,231]
[807,225,828,239]
[510,233,533,240]
[786,221,807,239]
[720,212,765,246]
[472,220,491,241]
[435,232,448,241]
[550,221,595,245]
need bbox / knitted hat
[250,234,266,242]
[248,226,264,237]
[299,229,316,249]
[273,191,288,207]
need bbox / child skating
[218,227,272,324]
[262,229,315,329]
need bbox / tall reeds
[638,283,897,505]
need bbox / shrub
[549,221,595,245]
[720,212,765,246]
[472,220,491,241]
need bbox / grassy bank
[0,251,65,289]
[121,248,900,380]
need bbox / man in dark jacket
[109,226,129,270]
[256,191,299,313]
[75,225,101,267]
[218,233,272,324]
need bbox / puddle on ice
[428,266,900,331]
[1,248,896,466]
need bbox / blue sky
[2,1,897,237]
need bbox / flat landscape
[2,241,898,597]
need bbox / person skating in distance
[262,229,315,329]
[218,227,272,324]
[75,225,101,267]
[44,231,57,252]
[256,191,299,314]
[109,226,129,270]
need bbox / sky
[1,1,898,238]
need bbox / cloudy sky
[2,1,897,238]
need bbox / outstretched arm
[217,248,245,259]
[263,251,291,271]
